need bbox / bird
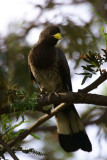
[28,25,92,152]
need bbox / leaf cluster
[0,80,42,159]
[0,114,26,142]
[0,114,27,159]
[0,113,43,159]
[78,49,107,84]
[10,90,38,114]
[0,77,39,113]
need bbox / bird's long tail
[54,104,92,152]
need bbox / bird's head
[38,25,62,45]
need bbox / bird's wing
[28,64,36,83]
[57,48,72,91]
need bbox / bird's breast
[30,63,63,92]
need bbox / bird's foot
[54,92,60,97]
[37,91,47,98]
[48,91,60,102]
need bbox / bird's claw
[48,91,60,102]
[37,91,47,98]
[54,92,60,97]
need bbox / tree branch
[0,92,107,116]
[2,103,68,153]
[80,72,107,93]
[1,72,107,115]
[37,92,107,107]
[0,134,19,160]
[2,90,107,153]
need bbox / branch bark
[37,92,107,107]
[0,92,107,116]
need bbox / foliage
[93,8,107,24]
[0,114,26,142]
[10,90,38,113]
[14,146,46,157]
[0,80,42,159]
[101,27,107,50]
[78,49,107,84]
[0,76,38,109]
[78,10,107,84]
[0,113,46,159]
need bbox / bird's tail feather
[54,104,92,152]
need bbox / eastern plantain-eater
[28,25,92,152]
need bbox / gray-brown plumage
[28,25,92,152]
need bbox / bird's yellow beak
[53,33,62,40]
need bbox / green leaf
[30,133,41,140]
[101,27,106,35]
[81,76,89,85]
[81,73,92,85]
[104,33,107,39]
[82,65,96,72]
[76,72,91,76]
[93,8,107,24]
[101,27,105,33]
[17,146,45,156]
